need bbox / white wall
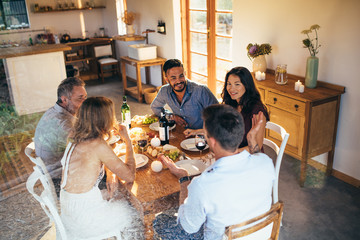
[232,0,360,181]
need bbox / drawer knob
[273,97,277,104]
[295,104,299,111]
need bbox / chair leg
[100,66,105,83]
[117,62,122,82]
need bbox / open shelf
[65,57,94,64]
[33,6,105,14]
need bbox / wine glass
[195,134,207,159]
[137,133,148,154]
[166,112,176,139]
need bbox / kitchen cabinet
[64,38,113,81]
[254,71,345,186]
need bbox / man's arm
[150,88,167,116]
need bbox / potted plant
[301,24,321,88]
[246,43,272,73]
[122,10,136,36]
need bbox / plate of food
[132,115,158,126]
[180,138,209,152]
[175,159,207,176]
[149,122,176,131]
[120,153,149,168]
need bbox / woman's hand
[247,112,264,154]
[158,154,188,179]
[183,128,204,138]
[115,123,131,143]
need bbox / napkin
[180,163,200,175]
[185,143,197,150]
[135,155,146,166]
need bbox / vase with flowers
[301,24,321,88]
[247,43,272,73]
[122,11,136,36]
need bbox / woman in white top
[60,96,140,239]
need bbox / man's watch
[178,174,200,184]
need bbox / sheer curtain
[116,0,126,35]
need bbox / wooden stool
[120,56,166,102]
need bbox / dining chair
[94,44,120,82]
[225,201,284,240]
[25,142,58,205]
[263,122,289,204]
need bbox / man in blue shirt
[150,59,218,129]
[154,104,275,240]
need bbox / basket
[143,88,157,104]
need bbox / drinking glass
[166,112,176,139]
[137,133,147,154]
[195,134,206,159]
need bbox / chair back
[225,201,284,240]
[25,142,58,205]
[264,122,289,204]
[26,169,68,240]
[94,44,113,58]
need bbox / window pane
[216,37,232,60]
[216,13,232,36]
[190,11,207,32]
[191,53,207,76]
[190,0,206,10]
[217,0,233,11]
[191,32,207,54]
[216,59,232,81]
[1,0,30,30]
[191,72,208,85]
[216,80,225,99]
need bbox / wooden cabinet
[64,38,113,81]
[255,71,345,186]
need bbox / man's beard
[64,102,77,115]
[171,81,186,92]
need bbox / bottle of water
[121,96,131,130]
[159,108,169,145]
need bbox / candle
[151,161,163,172]
[261,72,266,80]
[255,71,261,80]
[299,84,305,93]
[295,80,301,91]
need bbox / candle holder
[275,64,288,85]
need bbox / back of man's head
[202,104,244,152]
[57,77,85,104]
[163,59,183,75]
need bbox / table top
[120,123,209,212]
[0,44,71,59]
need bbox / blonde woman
[60,96,139,239]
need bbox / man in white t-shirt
[155,104,275,240]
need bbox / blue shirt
[177,151,275,240]
[150,80,218,129]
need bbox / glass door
[183,0,233,98]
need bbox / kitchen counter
[0,44,71,59]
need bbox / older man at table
[151,59,218,129]
[154,104,275,240]
[34,77,87,177]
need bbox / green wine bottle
[121,96,131,129]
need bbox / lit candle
[295,80,301,91]
[255,71,261,80]
[299,84,305,93]
[261,72,266,80]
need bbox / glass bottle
[159,108,169,145]
[121,96,131,130]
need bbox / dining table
[113,121,210,239]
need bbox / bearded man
[151,59,218,129]
[34,77,87,177]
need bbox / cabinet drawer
[266,92,305,115]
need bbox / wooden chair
[225,201,284,240]
[264,122,289,204]
[94,44,120,82]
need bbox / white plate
[149,122,176,131]
[107,135,121,145]
[175,159,207,176]
[120,154,149,168]
[180,138,209,152]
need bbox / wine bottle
[159,108,169,145]
[121,96,131,129]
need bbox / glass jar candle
[275,64,288,85]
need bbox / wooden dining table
[116,123,209,239]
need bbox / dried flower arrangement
[122,11,135,25]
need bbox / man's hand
[247,112,264,154]
[173,115,189,128]
[183,129,204,138]
[158,154,188,179]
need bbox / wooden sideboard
[254,71,345,186]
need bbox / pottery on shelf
[126,24,135,36]
[305,56,319,88]
[252,55,267,73]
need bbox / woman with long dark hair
[184,67,269,152]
